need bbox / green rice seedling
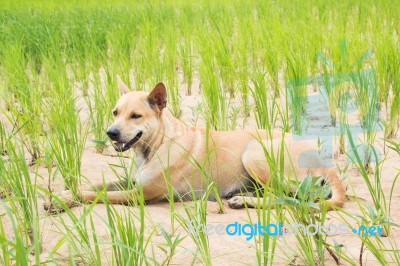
[0,148,8,198]
[203,123,226,212]
[69,53,92,97]
[232,37,250,116]
[99,67,121,155]
[104,189,153,266]
[1,44,45,163]
[107,20,134,86]
[208,25,235,98]
[46,111,87,201]
[274,174,347,265]
[276,95,292,134]
[337,84,351,154]
[157,225,185,266]
[103,68,120,104]
[43,189,104,265]
[164,30,182,118]
[338,206,399,266]
[131,47,147,91]
[188,103,205,127]
[246,140,287,265]
[374,34,396,105]
[251,71,268,130]
[386,138,400,158]
[0,207,12,265]
[221,134,287,263]
[349,70,380,170]
[250,190,280,266]
[107,147,139,194]
[285,49,309,134]
[385,76,400,139]
[356,232,395,265]
[175,182,215,266]
[161,149,179,235]
[0,202,33,265]
[374,35,400,139]
[65,10,107,82]
[45,59,88,200]
[319,40,356,122]
[0,121,9,156]
[228,105,244,130]
[1,140,42,261]
[178,29,194,96]
[260,24,282,99]
[317,52,339,127]
[285,82,307,135]
[198,50,230,130]
[346,127,392,236]
[134,20,165,90]
[250,71,278,134]
[86,72,112,153]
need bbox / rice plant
[175,182,215,266]
[104,188,153,265]
[1,44,45,163]
[44,58,88,200]
[86,71,113,153]
[1,140,42,262]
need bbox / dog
[44,80,346,212]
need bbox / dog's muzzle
[107,128,143,152]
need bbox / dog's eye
[131,113,142,119]
[113,110,118,116]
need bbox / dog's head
[107,78,167,152]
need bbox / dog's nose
[107,127,120,140]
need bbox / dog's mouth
[113,131,143,152]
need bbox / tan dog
[44,81,346,212]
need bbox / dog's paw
[43,190,78,214]
[228,196,245,209]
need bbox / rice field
[0,0,399,265]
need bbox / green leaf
[298,175,312,200]
[306,202,320,210]
[275,197,299,206]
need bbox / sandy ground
[1,75,400,265]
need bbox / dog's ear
[117,75,130,95]
[148,82,167,111]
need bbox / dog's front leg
[79,178,135,204]
[80,189,137,205]
[84,178,129,192]
[43,179,134,213]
